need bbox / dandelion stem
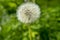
[24,0,30,2]
[29,26,32,40]
[32,0,35,3]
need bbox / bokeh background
[0,0,60,40]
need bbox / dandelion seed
[17,2,41,23]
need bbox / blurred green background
[0,0,60,40]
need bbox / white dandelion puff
[17,2,41,23]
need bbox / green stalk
[29,26,32,40]
[32,0,35,3]
[28,0,30,2]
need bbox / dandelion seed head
[17,2,41,23]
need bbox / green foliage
[0,0,60,40]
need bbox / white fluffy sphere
[17,2,41,23]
